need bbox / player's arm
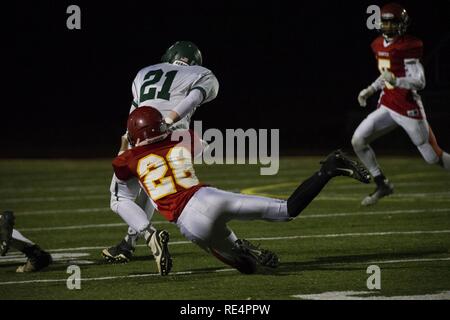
[357,76,384,107]
[164,72,219,125]
[112,153,133,181]
[118,77,140,155]
[382,59,426,90]
[129,78,140,114]
[165,89,204,125]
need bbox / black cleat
[233,254,257,275]
[148,230,172,276]
[361,180,394,206]
[102,239,134,263]
[16,245,52,273]
[320,150,371,184]
[0,211,15,256]
[235,239,279,268]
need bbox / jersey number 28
[137,146,199,201]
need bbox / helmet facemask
[379,4,410,41]
[380,18,403,41]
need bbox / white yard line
[0,185,106,194]
[20,221,167,232]
[17,207,111,216]
[249,230,450,241]
[1,229,447,253]
[18,208,450,231]
[2,190,450,204]
[1,256,449,286]
[2,195,108,203]
[292,290,450,300]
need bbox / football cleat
[233,253,257,275]
[148,230,172,276]
[320,150,371,184]
[0,211,15,256]
[234,239,279,269]
[361,180,394,206]
[16,245,52,273]
[102,239,135,263]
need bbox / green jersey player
[102,41,219,264]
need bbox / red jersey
[371,35,424,119]
[113,130,205,222]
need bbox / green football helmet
[161,41,203,66]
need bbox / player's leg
[176,199,262,274]
[202,151,369,222]
[102,174,142,263]
[113,196,171,275]
[104,174,158,263]
[428,127,450,170]
[176,152,370,274]
[0,210,15,256]
[107,176,171,275]
[1,210,52,272]
[12,229,53,273]
[4,219,51,273]
[391,112,450,170]
[352,107,397,205]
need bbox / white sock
[354,146,382,177]
[12,229,34,245]
[441,152,450,170]
[115,199,151,235]
[124,227,139,248]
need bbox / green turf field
[1,157,449,300]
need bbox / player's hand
[357,86,375,107]
[164,117,174,126]
[118,132,129,155]
[381,71,397,86]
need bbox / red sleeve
[371,36,383,55]
[112,152,133,181]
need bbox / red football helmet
[380,3,410,40]
[127,106,168,146]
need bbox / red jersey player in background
[352,2,450,206]
[113,107,370,274]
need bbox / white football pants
[352,105,449,176]
[176,187,291,265]
[109,174,155,235]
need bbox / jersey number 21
[140,69,178,102]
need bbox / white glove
[381,71,397,86]
[118,132,129,155]
[164,117,174,126]
[357,86,376,107]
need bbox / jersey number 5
[378,59,394,90]
[140,69,178,102]
[136,146,199,201]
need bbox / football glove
[381,71,397,86]
[357,86,376,107]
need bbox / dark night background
[6,0,450,158]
